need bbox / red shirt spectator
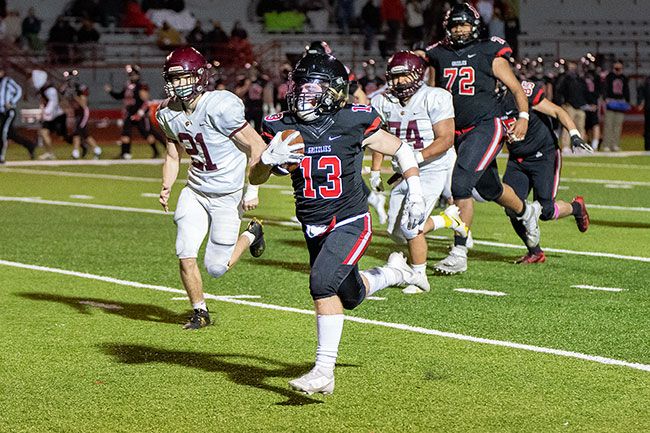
[122,0,155,35]
[381,0,404,22]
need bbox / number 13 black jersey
[425,37,512,130]
[262,105,382,226]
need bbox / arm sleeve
[427,88,455,125]
[208,92,247,138]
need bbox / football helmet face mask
[386,51,426,101]
[287,54,349,122]
[444,3,481,47]
[162,47,210,101]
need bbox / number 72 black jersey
[262,105,382,226]
[425,37,512,130]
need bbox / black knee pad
[309,269,337,301]
[475,178,503,202]
[539,200,555,221]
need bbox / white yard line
[571,285,625,292]
[454,288,507,296]
[1,258,648,373]
[2,158,165,167]
[589,204,650,212]
[0,167,292,190]
[2,196,649,263]
[562,177,650,187]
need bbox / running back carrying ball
[271,129,304,176]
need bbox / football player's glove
[570,134,593,153]
[369,170,384,192]
[261,131,304,167]
[403,194,426,230]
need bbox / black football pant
[0,109,36,162]
[304,213,372,310]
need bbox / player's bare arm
[493,57,529,140]
[418,117,455,162]
[231,123,271,185]
[363,129,418,179]
[160,141,183,212]
[369,150,384,192]
[533,99,592,152]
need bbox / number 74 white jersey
[371,85,456,171]
[156,90,248,194]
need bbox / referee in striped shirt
[0,68,36,163]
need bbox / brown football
[271,129,304,176]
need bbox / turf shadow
[589,219,650,229]
[18,292,185,325]
[251,258,311,274]
[101,343,337,406]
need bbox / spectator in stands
[76,18,100,44]
[640,75,650,151]
[47,16,75,64]
[476,0,494,24]
[305,0,330,33]
[361,0,381,53]
[601,60,630,152]
[206,20,228,44]
[21,7,42,50]
[122,0,156,35]
[68,0,105,25]
[380,0,404,58]
[336,0,354,35]
[186,20,205,46]
[156,20,183,49]
[582,59,602,151]
[488,6,505,39]
[231,21,248,40]
[228,34,254,69]
[235,66,271,132]
[404,0,424,48]
[555,61,588,153]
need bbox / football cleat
[443,204,468,237]
[183,308,211,330]
[515,251,546,264]
[572,196,590,233]
[246,218,266,258]
[434,246,468,275]
[518,201,542,248]
[386,252,417,287]
[289,367,335,395]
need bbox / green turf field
[1,140,649,432]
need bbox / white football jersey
[156,91,248,194]
[371,85,455,171]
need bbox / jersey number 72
[443,67,476,96]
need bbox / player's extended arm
[231,123,271,186]
[160,141,183,212]
[533,99,592,152]
[369,150,384,192]
[493,57,529,140]
[363,129,425,229]
[418,118,455,163]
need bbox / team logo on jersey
[264,112,284,122]
[351,104,372,113]
[521,81,535,97]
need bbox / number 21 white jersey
[371,85,455,172]
[156,90,248,194]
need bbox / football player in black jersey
[256,53,427,395]
[499,80,591,264]
[419,2,541,275]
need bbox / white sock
[315,314,344,373]
[361,266,403,296]
[240,230,255,244]
[411,263,426,275]
[94,146,102,156]
[192,300,207,311]
[430,215,446,230]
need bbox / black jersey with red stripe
[425,37,512,130]
[262,104,381,225]
[500,80,556,157]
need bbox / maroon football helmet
[386,51,426,101]
[163,47,210,101]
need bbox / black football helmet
[304,40,333,56]
[287,53,349,122]
[443,3,481,47]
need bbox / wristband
[518,112,530,120]
[569,129,581,138]
[244,184,259,200]
[415,152,424,164]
